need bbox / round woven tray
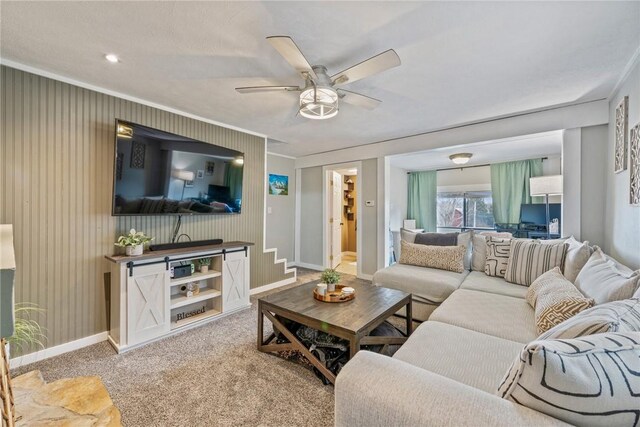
[313,284,355,303]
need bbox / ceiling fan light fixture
[449,153,473,165]
[299,85,339,120]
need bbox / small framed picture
[196,170,204,179]
[614,96,628,173]
[205,161,215,176]
[185,180,194,188]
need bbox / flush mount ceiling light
[449,153,473,165]
[105,54,119,63]
[299,82,339,120]
[233,156,244,165]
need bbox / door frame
[322,162,363,278]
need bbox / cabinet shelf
[170,270,221,286]
[172,309,220,330]
[170,288,221,309]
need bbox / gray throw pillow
[414,232,459,246]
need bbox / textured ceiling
[1,1,639,157]
[389,131,563,171]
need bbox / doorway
[323,163,361,277]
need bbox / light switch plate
[365,200,375,207]
[267,207,272,214]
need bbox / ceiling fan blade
[337,89,381,110]
[235,86,300,94]
[266,36,318,80]
[331,49,401,85]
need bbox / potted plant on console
[197,257,212,273]
[320,268,341,292]
[114,228,154,256]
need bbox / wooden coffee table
[257,281,412,384]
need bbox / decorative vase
[326,283,336,292]
[126,244,143,256]
[200,265,209,273]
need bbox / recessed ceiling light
[449,153,473,165]
[105,54,119,63]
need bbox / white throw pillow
[575,248,640,304]
[561,236,593,283]
[538,298,640,340]
[498,332,640,426]
[471,231,512,272]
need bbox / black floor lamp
[529,175,563,239]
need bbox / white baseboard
[359,273,374,281]
[291,262,324,271]
[342,251,357,257]
[250,277,297,295]
[10,331,108,369]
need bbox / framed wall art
[614,96,628,173]
[630,122,640,206]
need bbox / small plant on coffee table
[197,257,212,273]
[320,268,341,292]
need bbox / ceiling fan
[235,36,401,120]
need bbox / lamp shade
[172,170,195,181]
[0,224,16,339]
[530,175,563,196]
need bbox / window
[437,191,494,230]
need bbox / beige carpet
[12,269,371,427]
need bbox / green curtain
[224,162,243,200]
[407,171,437,231]
[490,159,543,224]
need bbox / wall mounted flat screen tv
[112,120,244,216]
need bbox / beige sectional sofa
[335,277,569,426]
[336,233,640,426]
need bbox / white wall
[605,56,640,269]
[266,154,296,261]
[299,167,323,267]
[389,166,408,231]
[580,125,608,248]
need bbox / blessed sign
[176,305,206,321]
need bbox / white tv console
[105,241,252,353]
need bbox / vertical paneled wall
[1,66,293,354]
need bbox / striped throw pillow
[504,240,568,286]
[538,298,640,340]
[498,332,640,426]
[526,267,594,334]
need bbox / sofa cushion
[538,298,640,340]
[504,240,568,286]
[430,289,537,343]
[484,237,512,277]
[394,322,523,393]
[526,267,594,334]
[498,332,640,427]
[399,241,465,273]
[459,271,528,299]
[575,248,640,304]
[373,263,468,304]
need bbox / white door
[331,171,342,268]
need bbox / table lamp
[529,175,563,239]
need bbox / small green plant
[114,228,154,247]
[320,268,341,285]
[197,257,212,267]
[8,303,46,352]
